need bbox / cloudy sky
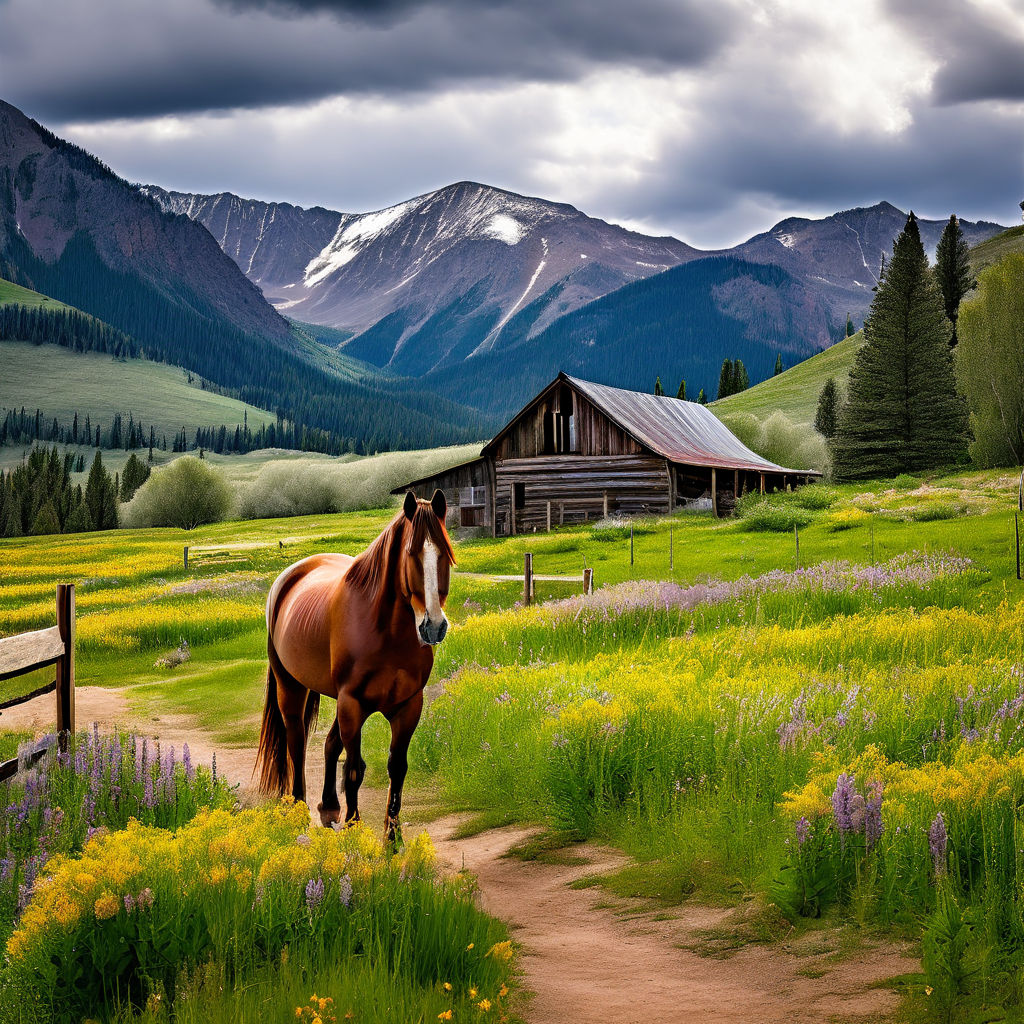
[1,0,1022,246]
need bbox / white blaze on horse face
[422,539,443,620]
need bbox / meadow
[2,467,1024,1020]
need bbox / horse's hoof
[317,802,342,827]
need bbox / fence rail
[0,584,75,781]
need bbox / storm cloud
[0,0,1020,246]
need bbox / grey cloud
[0,0,732,121]
[889,0,1024,103]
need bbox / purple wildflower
[137,887,155,911]
[182,743,194,781]
[338,874,353,908]
[864,781,883,850]
[305,877,325,911]
[795,817,810,847]
[124,893,136,913]
[929,812,948,876]
[831,773,857,833]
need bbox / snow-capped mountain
[726,202,1004,327]
[145,180,700,375]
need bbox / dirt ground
[2,686,920,1024]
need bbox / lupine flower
[339,874,353,908]
[182,743,194,781]
[305,877,325,911]
[929,812,948,876]
[831,773,857,833]
[795,817,810,847]
[864,781,884,849]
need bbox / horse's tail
[255,660,289,796]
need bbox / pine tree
[65,500,93,534]
[30,501,61,536]
[717,359,733,400]
[831,213,968,479]
[654,376,664,396]
[814,377,840,439]
[846,314,855,338]
[697,388,707,404]
[774,353,783,376]
[676,380,686,401]
[934,214,975,347]
[86,451,112,529]
[731,360,750,394]
[3,501,23,538]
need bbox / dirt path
[1,688,919,1023]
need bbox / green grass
[969,224,1024,274]
[712,332,864,424]
[0,277,72,311]
[0,340,277,441]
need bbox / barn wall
[404,460,491,528]
[493,454,670,535]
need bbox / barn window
[514,482,526,508]
[543,413,555,454]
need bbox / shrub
[5,804,514,1022]
[735,492,815,532]
[892,473,920,489]
[794,485,839,511]
[717,410,828,474]
[123,457,233,530]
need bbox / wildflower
[137,887,155,911]
[795,817,810,848]
[864,781,883,850]
[469,988,478,998]
[467,943,475,951]
[925,986,933,996]
[338,874,353,908]
[487,940,515,962]
[831,773,857,834]
[499,986,508,998]
[443,982,452,992]
[929,812,948,876]
[438,1013,453,1021]
[94,892,120,920]
[478,999,492,1011]
[305,877,325,911]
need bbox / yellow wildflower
[438,1012,453,1022]
[478,999,491,1011]
[94,893,120,920]
[443,982,453,991]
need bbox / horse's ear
[431,489,447,521]
[403,491,417,521]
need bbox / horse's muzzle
[418,616,448,646]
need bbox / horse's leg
[337,695,366,824]
[317,717,343,827]
[384,690,423,845]
[278,681,309,802]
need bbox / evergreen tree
[30,501,61,536]
[731,360,750,394]
[676,380,686,401]
[717,359,734,400]
[814,377,840,439]
[120,452,151,501]
[697,388,707,404]
[846,314,855,338]
[774,353,783,376]
[831,213,968,479]
[65,500,93,534]
[85,451,117,530]
[3,501,23,538]
[654,376,664,396]
[934,214,975,347]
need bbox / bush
[794,485,839,511]
[892,473,920,489]
[717,410,828,474]
[739,502,815,533]
[122,457,233,529]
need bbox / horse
[254,489,455,841]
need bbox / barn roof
[561,374,819,475]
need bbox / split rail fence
[0,584,75,781]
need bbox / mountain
[0,100,289,345]
[420,255,835,416]
[143,180,701,375]
[139,186,344,302]
[0,100,492,451]
[727,201,1006,329]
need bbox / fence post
[583,567,593,596]
[55,584,75,745]
[630,524,634,567]
[183,545,189,571]
[546,501,551,533]
[524,553,533,606]
[603,491,609,518]
[669,526,674,571]
[795,524,800,568]
[1016,513,1021,581]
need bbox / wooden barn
[394,372,820,535]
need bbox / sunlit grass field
[3,467,1024,1017]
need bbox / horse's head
[401,490,456,646]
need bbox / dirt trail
[2,688,919,1023]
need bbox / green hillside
[0,341,276,441]
[0,278,72,310]
[969,224,1024,274]
[711,332,864,424]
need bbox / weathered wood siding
[494,454,669,535]
[404,459,492,528]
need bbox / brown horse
[254,490,455,840]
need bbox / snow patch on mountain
[484,213,525,245]
[305,198,419,286]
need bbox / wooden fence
[0,584,75,781]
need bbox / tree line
[0,447,141,537]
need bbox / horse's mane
[346,500,456,620]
